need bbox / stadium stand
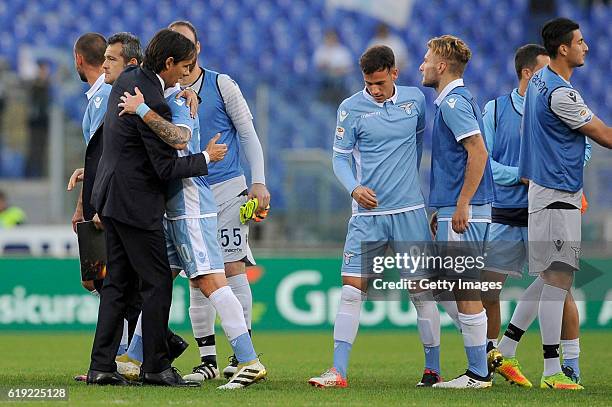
[0,0,609,217]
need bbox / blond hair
[427,35,472,75]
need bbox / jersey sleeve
[87,93,108,141]
[550,87,594,130]
[482,99,520,186]
[332,103,359,194]
[416,94,426,170]
[439,95,481,142]
[332,103,357,154]
[168,96,195,134]
[217,74,254,126]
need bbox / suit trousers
[89,216,173,373]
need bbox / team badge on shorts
[343,252,354,265]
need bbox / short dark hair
[514,44,548,79]
[360,45,395,75]
[168,20,198,44]
[74,33,106,66]
[107,32,143,65]
[142,29,196,74]
[541,17,580,58]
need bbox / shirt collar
[434,78,464,106]
[156,74,165,90]
[164,83,182,98]
[85,73,106,100]
[362,84,399,107]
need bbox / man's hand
[118,87,145,116]
[206,133,228,162]
[520,177,529,186]
[67,168,84,191]
[177,88,199,118]
[92,213,104,230]
[451,203,469,234]
[351,186,378,210]
[71,202,84,234]
[248,183,271,215]
[430,211,438,238]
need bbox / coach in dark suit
[88,29,206,387]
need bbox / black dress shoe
[168,332,189,363]
[142,367,200,387]
[86,370,130,386]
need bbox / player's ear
[127,58,138,66]
[196,41,201,55]
[522,68,532,80]
[390,67,399,81]
[165,56,174,70]
[558,44,568,57]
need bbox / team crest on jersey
[343,252,354,265]
[335,126,345,140]
[446,98,457,109]
[339,110,349,122]
[398,102,415,115]
[94,96,102,109]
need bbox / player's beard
[422,76,438,88]
[77,68,87,83]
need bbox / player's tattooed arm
[118,87,189,150]
[143,111,190,150]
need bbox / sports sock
[227,274,253,330]
[459,310,488,378]
[333,285,365,378]
[498,276,544,358]
[561,338,580,378]
[189,286,217,365]
[117,319,129,355]
[434,292,460,329]
[127,313,143,364]
[208,285,256,363]
[539,284,567,376]
[411,290,441,374]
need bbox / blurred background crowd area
[0,0,610,250]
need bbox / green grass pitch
[1,331,611,406]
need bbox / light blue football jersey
[332,86,426,215]
[82,76,111,145]
[164,87,218,219]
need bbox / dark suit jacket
[83,126,103,221]
[91,66,207,230]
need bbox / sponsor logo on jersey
[339,110,349,122]
[360,111,381,119]
[446,97,457,109]
[568,91,577,103]
[174,98,185,106]
[93,96,102,109]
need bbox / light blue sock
[424,346,440,374]
[465,344,488,378]
[333,340,352,378]
[127,334,143,364]
[117,344,128,356]
[231,332,257,363]
[563,358,580,378]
